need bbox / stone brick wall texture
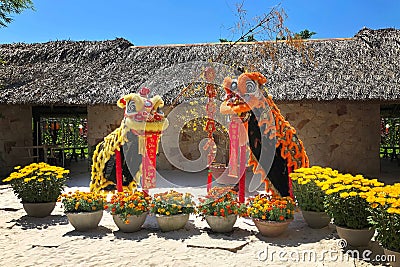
[0,105,33,177]
[278,102,380,176]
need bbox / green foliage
[0,0,34,27]
[380,117,400,158]
[292,179,325,212]
[41,117,87,148]
[295,29,316,39]
[290,166,335,212]
[276,29,316,40]
[369,208,400,252]
[219,34,256,43]
[366,183,400,252]
[324,194,371,229]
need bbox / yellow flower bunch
[317,173,384,198]
[2,162,69,203]
[150,190,195,216]
[60,190,106,212]
[316,172,383,229]
[366,183,400,252]
[290,166,336,212]
[365,183,400,214]
[291,165,339,185]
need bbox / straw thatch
[0,27,399,105]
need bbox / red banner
[228,117,240,178]
[142,133,159,190]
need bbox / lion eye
[126,101,136,114]
[231,81,238,91]
[246,80,257,93]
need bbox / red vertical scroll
[141,132,159,190]
[228,116,240,178]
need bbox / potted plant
[367,183,400,267]
[106,191,151,232]
[290,166,333,228]
[198,187,245,233]
[2,162,69,217]
[150,190,195,232]
[247,194,295,237]
[317,173,384,247]
[59,190,106,231]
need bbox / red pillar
[239,145,246,203]
[207,169,213,192]
[115,148,123,192]
[288,166,294,199]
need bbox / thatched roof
[0,28,399,105]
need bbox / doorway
[32,106,88,168]
[380,104,400,184]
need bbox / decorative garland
[247,93,309,195]
[204,66,217,192]
[90,122,134,192]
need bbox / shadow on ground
[13,215,69,230]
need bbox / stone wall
[0,105,33,177]
[278,102,380,176]
[87,105,124,148]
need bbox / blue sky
[1,0,399,45]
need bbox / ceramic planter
[22,202,56,218]
[66,210,103,231]
[383,248,400,267]
[112,212,148,233]
[156,213,189,232]
[205,214,237,233]
[253,218,293,237]
[335,225,375,247]
[301,210,331,229]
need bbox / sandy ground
[0,160,394,267]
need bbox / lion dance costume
[90,87,168,192]
[220,71,309,196]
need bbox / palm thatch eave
[0,27,399,106]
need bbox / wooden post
[115,148,123,192]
